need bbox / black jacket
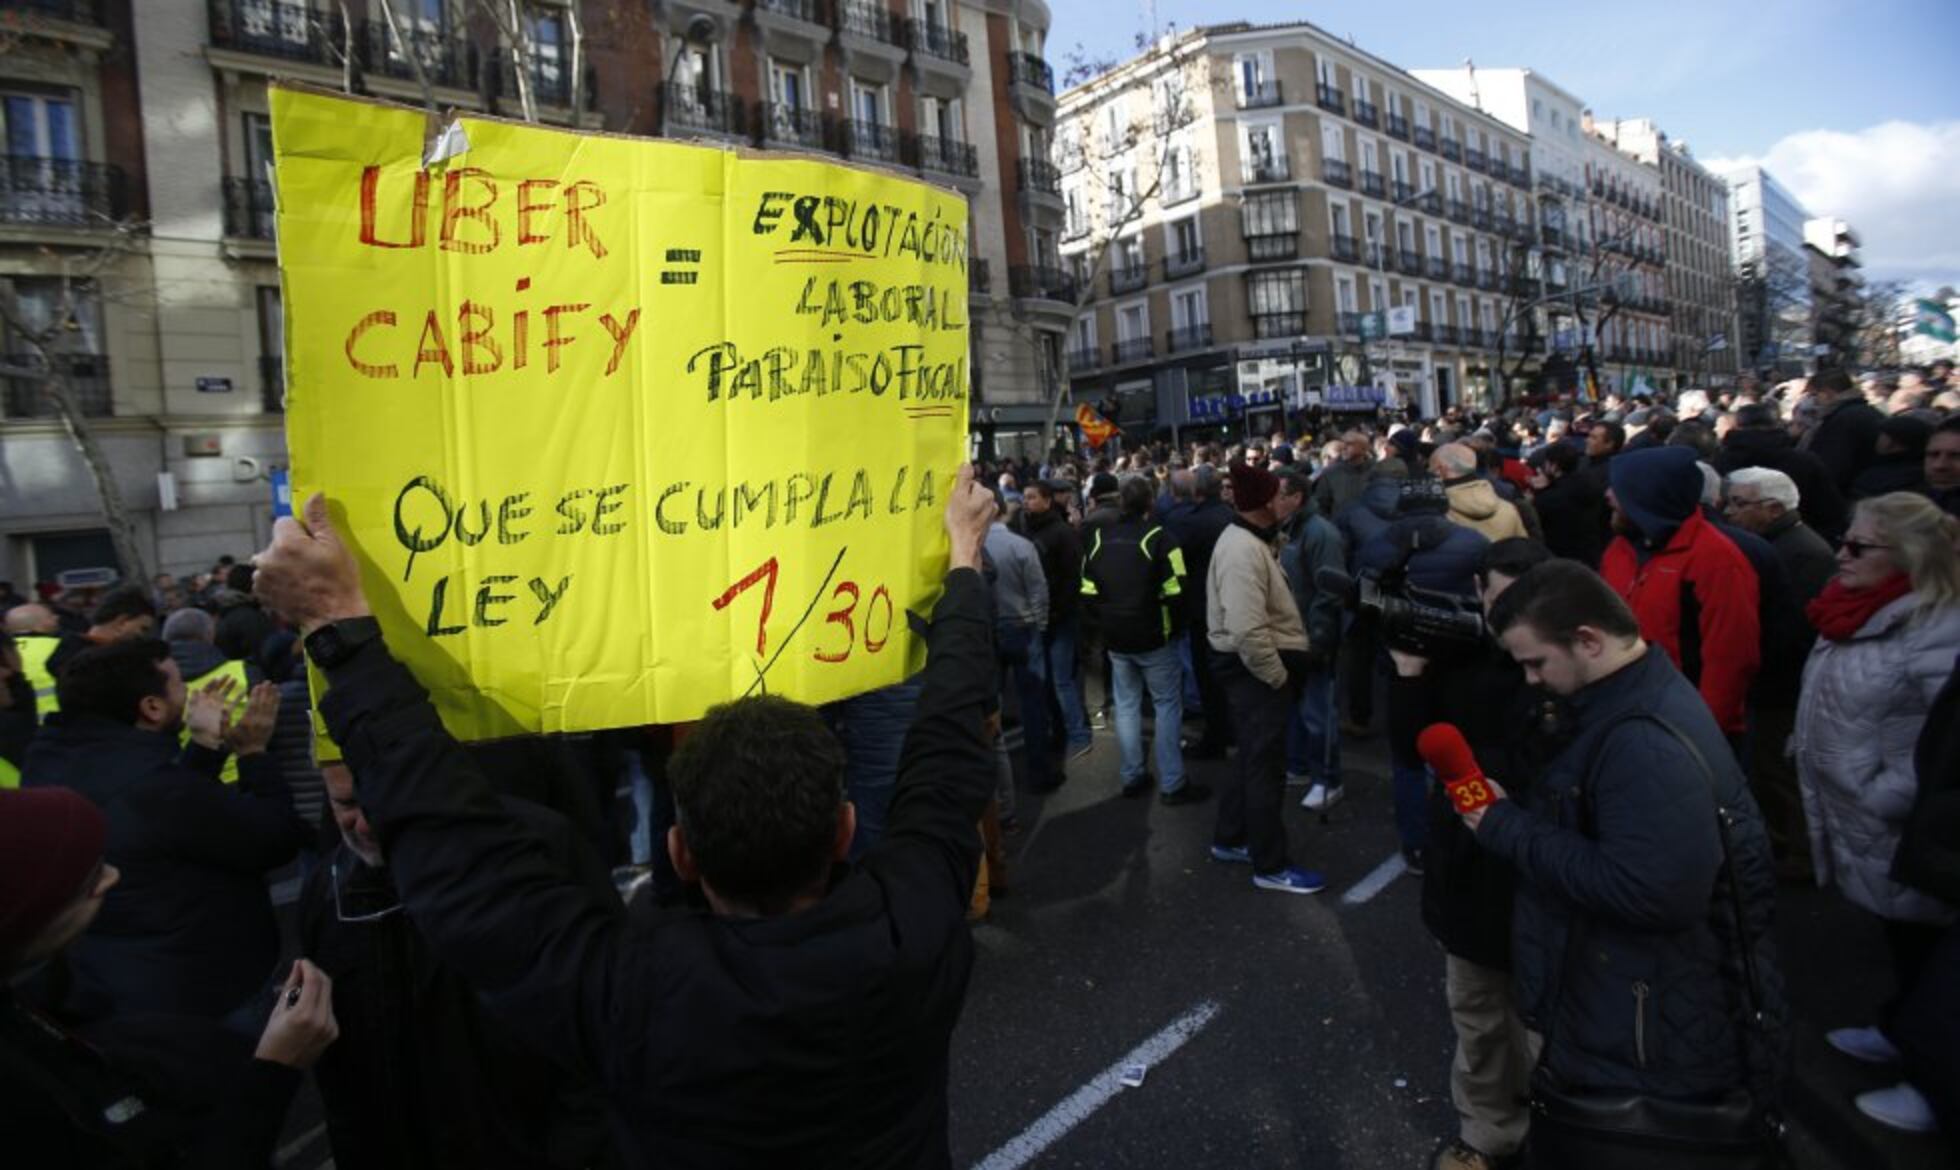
[1800,397,1883,498]
[1398,641,1561,970]
[1715,426,1849,540]
[0,988,301,1169]
[1760,512,1836,609]
[1477,647,1787,1099]
[1019,508,1083,621]
[1894,652,1960,904]
[319,569,998,1169]
[1080,517,1185,654]
[1849,453,1924,501]
[1532,469,1604,566]
[1161,498,1233,620]
[300,799,617,1170]
[23,719,309,1021]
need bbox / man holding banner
[254,467,998,1168]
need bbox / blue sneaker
[1209,844,1253,865]
[1252,866,1326,895]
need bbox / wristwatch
[305,616,383,669]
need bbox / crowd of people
[0,364,1956,1168]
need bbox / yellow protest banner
[271,88,969,740]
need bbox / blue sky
[1047,0,1960,287]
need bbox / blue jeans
[997,623,1052,789]
[1285,667,1343,783]
[824,678,922,860]
[626,748,657,865]
[1045,612,1092,748]
[1109,644,1186,793]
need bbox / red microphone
[1418,722,1500,815]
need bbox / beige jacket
[1444,478,1530,542]
[1206,519,1309,688]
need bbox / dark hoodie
[1715,425,1848,539]
[1598,447,1760,733]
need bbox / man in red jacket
[1599,446,1760,736]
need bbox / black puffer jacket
[1477,647,1787,1099]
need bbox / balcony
[361,19,477,90]
[1166,323,1213,353]
[662,83,748,138]
[1161,178,1201,208]
[4,351,110,418]
[1066,346,1100,371]
[1540,226,1566,250]
[1410,320,1433,342]
[1412,124,1436,151]
[847,119,899,163]
[1338,311,1364,337]
[907,19,970,65]
[1315,83,1345,115]
[1453,262,1476,285]
[1008,264,1076,303]
[496,57,576,110]
[1353,99,1378,128]
[1238,79,1282,109]
[1425,256,1449,281]
[1434,324,1458,346]
[838,0,904,48]
[1109,263,1147,295]
[1359,170,1385,198]
[1245,232,1299,261]
[1465,147,1487,173]
[259,353,284,413]
[208,0,343,67]
[1111,336,1154,364]
[1321,157,1351,188]
[1508,274,1537,297]
[1472,207,1490,231]
[1492,211,1514,235]
[1250,311,1305,339]
[909,134,979,180]
[1007,51,1054,93]
[1164,247,1207,279]
[1386,112,1409,140]
[1446,198,1470,224]
[1398,247,1421,272]
[1439,137,1461,163]
[762,103,828,152]
[10,0,101,22]
[0,156,127,228]
[1330,234,1358,263]
[221,176,275,239]
[1392,179,1415,203]
[1418,191,1441,215]
[1477,269,1498,291]
[1509,161,1532,188]
[1017,157,1061,195]
[1242,156,1291,184]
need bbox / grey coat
[1795,594,1960,924]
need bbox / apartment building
[1719,162,1813,377]
[1,0,1055,583]
[1579,115,1667,393]
[1804,216,1862,365]
[1600,118,1739,389]
[1057,23,1536,434]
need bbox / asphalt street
[270,718,1955,1170]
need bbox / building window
[257,286,284,413]
[1241,121,1285,182]
[1241,189,1298,259]
[1246,269,1305,338]
[1335,275,1356,313]
[1170,284,1208,329]
[1167,214,1202,262]
[2,276,107,418]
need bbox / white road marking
[1340,851,1408,905]
[275,1121,326,1165]
[972,999,1222,1170]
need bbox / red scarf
[1805,573,1912,642]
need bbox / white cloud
[1704,120,1960,290]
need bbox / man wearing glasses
[298,760,617,1168]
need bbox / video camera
[1316,567,1486,658]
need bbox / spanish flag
[1076,403,1119,449]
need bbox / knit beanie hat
[0,787,107,962]
[1227,461,1279,512]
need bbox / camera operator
[1356,478,1491,871]
[1382,539,1557,1170]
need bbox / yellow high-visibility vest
[17,635,61,722]
[0,754,18,789]
[178,658,253,784]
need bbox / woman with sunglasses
[1794,491,1960,1135]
